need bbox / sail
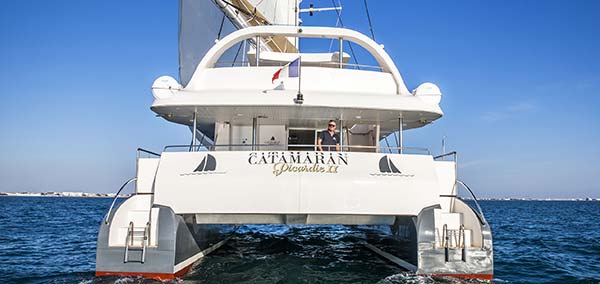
[247,0,296,25]
[179,0,298,87]
[179,0,237,87]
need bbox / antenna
[299,5,342,16]
[295,1,342,49]
[298,2,342,21]
[442,135,446,155]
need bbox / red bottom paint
[97,267,493,282]
[95,263,194,281]
[424,273,494,280]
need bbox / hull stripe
[95,263,193,281]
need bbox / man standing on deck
[317,120,341,151]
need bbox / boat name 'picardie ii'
[248,151,349,176]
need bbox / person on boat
[317,120,340,151]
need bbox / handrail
[127,221,134,246]
[213,61,384,71]
[142,221,150,262]
[456,179,488,225]
[124,221,134,262]
[459,224,466,262]
[164,144,430,154]
[137,148,161,158]
[144,221,151,247]
[458,224,464,249]
[104,177,137,224]
[433,151,457,161]
[443,224,449,262]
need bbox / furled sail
[179,0,298,87]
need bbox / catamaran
[96,0,493,280]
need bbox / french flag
[272,57,300,83]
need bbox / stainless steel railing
[127,221,134,246]
[137,148,161,158]
[433,151,457,161]
[213,61,384,71]
[144,221,151,248]
[104,177,136,224]
[456,179,488,225]
[164,144,430,155]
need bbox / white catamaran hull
[96,151,493,280]
[97,2,493,279]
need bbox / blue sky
[0,0,599,198]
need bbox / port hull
[95,205,234,280]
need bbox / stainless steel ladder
[442,224,467,262]
[124,221,151,263]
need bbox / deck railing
[136,148,161,158]
[213,61,384,71]
[163,144,430,155]
[104,177,137,224]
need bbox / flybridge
[151,25,445,149]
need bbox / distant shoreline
[467,197,599,202]
[0,192,131,198]
[0,192,597,201]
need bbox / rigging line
[362,0,375,41]
[217,15,226,40]
[330,0,360,69]
[231,40,244,67]
[328,0,343,52]
[346,41,360,70]
[178,0,183,78]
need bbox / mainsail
[179,0,298,87]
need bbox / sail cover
[179,0,298,87]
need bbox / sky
[0,0,599,198]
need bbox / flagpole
[298,56,302,94]
[296,56,303,104]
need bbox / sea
[0,197,599,284]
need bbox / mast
[295,0,299,47]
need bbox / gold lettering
[272,163,289,176]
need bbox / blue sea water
[0,197,599,284]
